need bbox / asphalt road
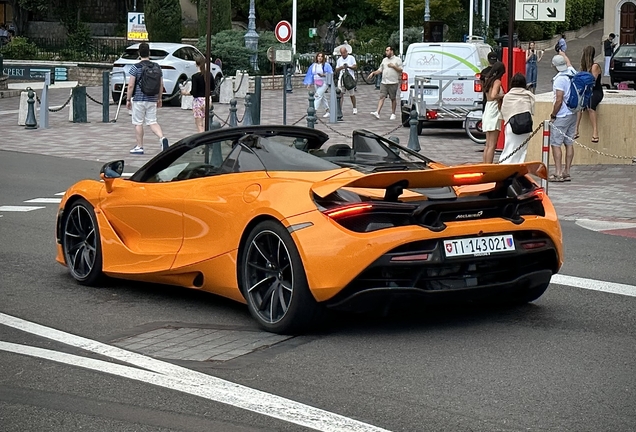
[0,152,635,431]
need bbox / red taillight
[453,172,484,181]
[474,73,482,92]
[323,204,373,219]
[401,72,408,92]
[521,241,547,250]
[610,59,615,70]
[426,110,438,120]
[518,187,545,201]
[160,65,176,70]
[113,63,124,68]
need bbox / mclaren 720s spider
[56,125,563,334]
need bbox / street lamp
[244,0,259,71]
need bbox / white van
[400,39,492,132]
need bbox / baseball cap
[552,54,567,72]
[487,52,498,63]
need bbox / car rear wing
[311,162,547,198]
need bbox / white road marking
[0,206,46,212]
[122,172,135,177]
[0,313,390,432]
[576,219,636,232]
[552,274,636,298]
[24,198,62,204]
[0,109,19,116]
[55,192,66,196]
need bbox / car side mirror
[100,160,124,194]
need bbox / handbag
[509,111,533,134]
[342,71,356,90]
[314,78,324,87]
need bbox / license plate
[625,62,636,67]
[422,89,437,95]
[467,120,478,128]
[444,234,515,258]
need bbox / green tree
[194,0,231,36]
[145,0,182,42]
[7,0,48,35]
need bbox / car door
[98,179,185,273]
[174,47,196,78]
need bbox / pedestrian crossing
[0,192,64,215]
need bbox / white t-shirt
[552,66,576,118]
[336,55,356,79]
[379,55,403,84]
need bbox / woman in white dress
[482,61,505,163]
[499,73,535,164]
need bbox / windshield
[616,46,636,58]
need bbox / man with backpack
[548,52,577,182]
[125,42,169,155]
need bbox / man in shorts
[335,46,358,116]
[368,46,403,120]
[549,52,577,182]
[126,42,169,155]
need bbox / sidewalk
[0,43,634,224]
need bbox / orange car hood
[311,162,547,198]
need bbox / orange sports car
[56,126,563,334]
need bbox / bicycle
[464,108,486,144]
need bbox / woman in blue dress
[525,41,544,93]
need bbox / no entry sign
[275,20,292,43]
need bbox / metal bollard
[209,105,221,131]
[307,91,316,128]
[229,99,238,127]
[336,88,343,121]
[25,88,38,129]
[375,73,381,90]
[243,93,253,126]
[72,86,88,123]
[285,64,293,93]
[102,71,110,123]
[252,76,262,125]
[407,109,421,152]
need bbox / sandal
[562,174,572,182]
[573,133,580,139]
[548,174,564,182]
[591,136,599,143]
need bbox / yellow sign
[127,31,148,41]
[127,12,149,41]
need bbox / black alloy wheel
[241,221,321,334]
[62,199,103,285]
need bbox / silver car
[111,42,223,106]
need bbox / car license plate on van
[625,62,636,67]
[422,89,437,96]
[444,234,515,258]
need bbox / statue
[324,14,346,56]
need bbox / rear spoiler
[311,163,547,198]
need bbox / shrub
[0,36,38,59]
[389,27,424,53]
[145,0,182,43]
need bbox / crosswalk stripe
[0,206,46,212]
[24,198,62,204]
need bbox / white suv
[111,42,223,106]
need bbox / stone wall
[26,21,119,38]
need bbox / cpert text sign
[2,65,67,83]
[127,12,148,41]
[515,0,566,21]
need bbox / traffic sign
[275,20,292,43]
[515,0,565,22]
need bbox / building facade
[605,0,636,44]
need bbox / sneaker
[323,112,330,118]
[390,113,397,120]
[352,108,358,115]
[160,137,169,151]
[370,111,380,119]
[130,145,144,155]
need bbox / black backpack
[138,60,162,96]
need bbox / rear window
[616,46,636,58]
[121,49,169,60]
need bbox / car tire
[401,111,410,127]
[416,120,423,136]
[240,220,322,334]
[112,91,123,104]
[62,198,103,286]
